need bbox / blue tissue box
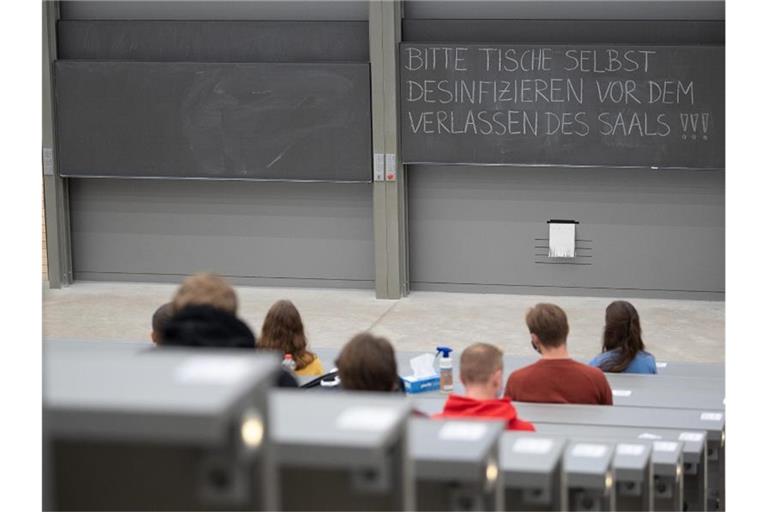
[402,374,440,394]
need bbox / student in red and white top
[435,342,535,431]
[505,303,613,406]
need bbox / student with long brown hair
[259,300,325,377]
[589,300,657,374]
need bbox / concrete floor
[43,281,724,363]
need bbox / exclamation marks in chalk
[680,112,710,141]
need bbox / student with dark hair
[589,301,657,374]
[335,332,400,392]
[150,302,174,345]
[435,343,535,431]
[504,303,613,405]
[259,300,325,377]
[162,304,257,349]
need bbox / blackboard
[55,61,372,181]
[57,20,369,62]
[400,44,724,169]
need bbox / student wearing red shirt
[505,303,613,405]
[435,342,535,431]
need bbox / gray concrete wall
[408,166,724,299]
[70,179,374,288]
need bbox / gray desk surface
[511,403,724,442]
[500,433,567,481]
[611,440,653,481]
[603,376,724,410]
[269,389,411,467]
[42,339,723,379]
[412,398,723,439]
[311,348,724,410]
[43,341,723,413]
[653,360,723,379]
[45,345,278,443]
[311,346,723,378]
[563,439,615,487]
[607,372,723,392]
[531,423,705,463]
[409,418,505,481]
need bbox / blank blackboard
[55,61,372,181]
[57,20,369,62]
[400,44,724,169]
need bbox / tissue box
[402,374,440,394]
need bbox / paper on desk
[548,222,576,258]
[410,353,438,378]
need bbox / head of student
[336,332,399,392]
[163,272,254,349]
[526,303,569,354]
[259,300,316,371]
[460,343,504,398]
[172,272,238,315]
[150,302,174,345]
[601,300,645,372]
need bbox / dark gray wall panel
[61,1,369,20]
[58,21,369,61]
[403,20,725,44]
[56,61,372,182]
[70,179,374,286]
[404,0,725,21]
[408,165,724,299]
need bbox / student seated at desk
[505,303,613,405]
[258,300,325,377]
[162,273,253,349]
[434,343,535,431]
[160,273,298,388]
[335,332,402,392]
[588,300,657,374]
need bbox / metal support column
[370,0,408,299]
[42,1,72,288]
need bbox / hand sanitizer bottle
[436,346,454,393]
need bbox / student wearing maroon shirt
[504,303,613,405]
[436,342,535,431]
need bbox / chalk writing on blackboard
[400,45,724,169]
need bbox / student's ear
[492,368,502,390]
[530,334,542,354]
[150,331,159,345]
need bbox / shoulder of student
[642,351,658,372]
[582,360,611,382]
[587,353,604,367]
[507,361,540,380]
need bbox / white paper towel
[548,222,576,258]
[409,353,438,378]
